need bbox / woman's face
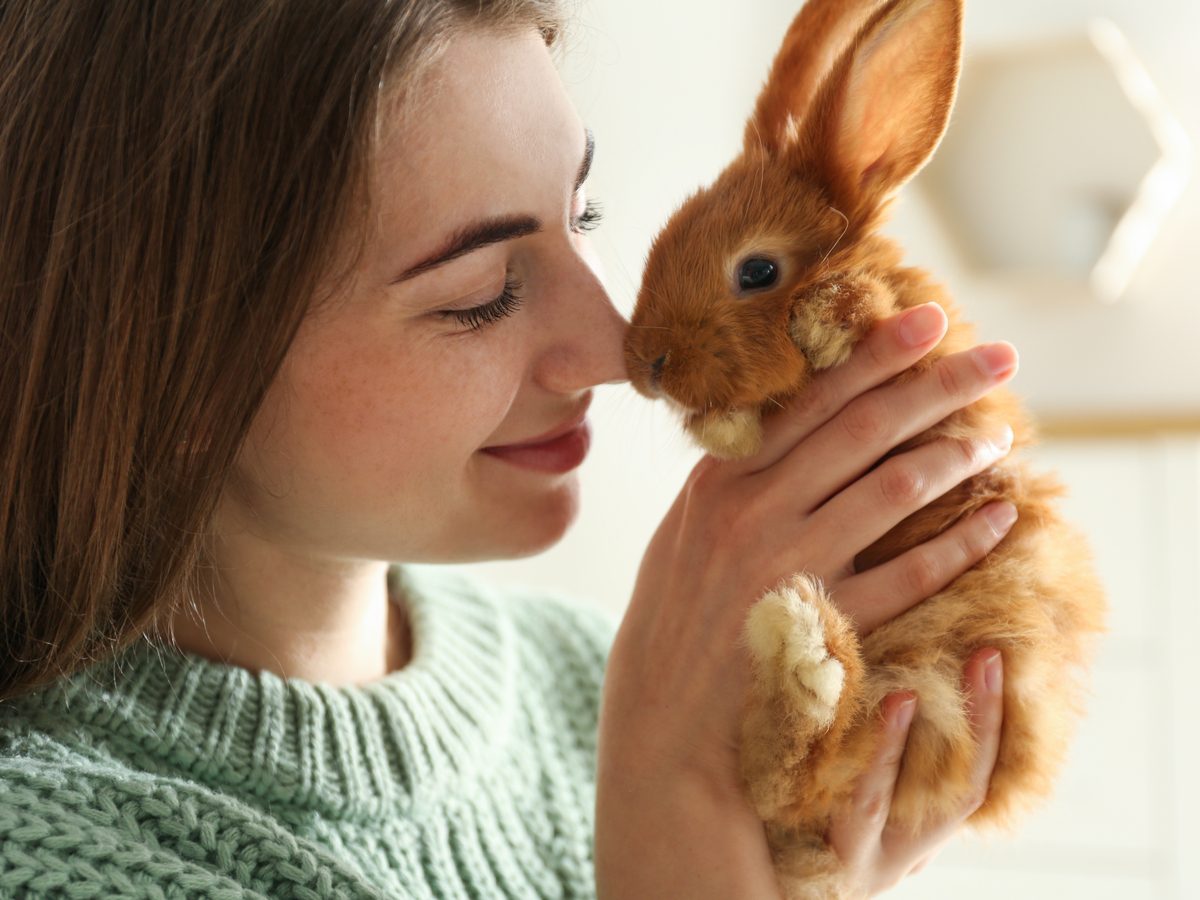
[222,26,629,567]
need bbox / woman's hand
[595,302,1019,899]
[829,647,1005,897]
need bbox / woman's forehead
[368,29,583,253]
[375,30,572,188]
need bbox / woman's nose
[542,280,629,390]
[594,299,631,386]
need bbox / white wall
[892,0,1199,418]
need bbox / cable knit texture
[0,564,617,899]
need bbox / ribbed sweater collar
[17,564,518,822]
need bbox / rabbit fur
[622,0,1109,897]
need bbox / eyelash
[443,272,526,332]
[572,197,604,234]
[441,197,605,332]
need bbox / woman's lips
[480,420,591,474]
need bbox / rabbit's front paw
[789,275,892,370]
[739,573,855,821]
[744,573,846,728]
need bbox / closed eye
[572,198,603,234]
[438,273,525,333]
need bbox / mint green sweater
[0,564,618,898]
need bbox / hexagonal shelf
[916,20,1191,303]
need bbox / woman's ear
[794,0,964,216]
[743,0,888,157]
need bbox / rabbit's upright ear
[744,0,886,156]
[796,0,963,216]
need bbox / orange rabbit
[623,0,1109,896]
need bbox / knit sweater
[0,563,618,899]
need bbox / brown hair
[0,0,567,701]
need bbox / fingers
[826,691,916,873]
[877,649,1005,870]
[813,425,1014,580]
[743,303,952,473]
[961,647,1004,815]
[826,653,1005,894]
[832,499,1018,635]
[770,338,1018,513]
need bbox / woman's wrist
[595,763,784,900]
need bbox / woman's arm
[595,303,1017,898]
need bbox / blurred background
[424,0,1198,895]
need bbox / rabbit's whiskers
[821,206,850,264]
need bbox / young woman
[0,1,1018,896]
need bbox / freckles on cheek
[294,323,521,471]
[451,352,520,448]
[295,343,471,472]
[295,373,386,475]
[290,347,403,457]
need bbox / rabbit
[622,0,1109,896]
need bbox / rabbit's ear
[744,0,886,156]
[797,0,963,215]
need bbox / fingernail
[894,696,917,730]
[988,424,1014,454]
[974,342,1017,378]
[899,303,944,347]
[983,501,1018,536]
[984,652,1003,694]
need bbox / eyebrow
[389,126,595,285]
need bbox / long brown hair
[0,0,567,701]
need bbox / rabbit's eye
[738,258,779,291]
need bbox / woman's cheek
[439,337,523,438]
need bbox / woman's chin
[485,475,581,556]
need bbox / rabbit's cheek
[788,275,895,370]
